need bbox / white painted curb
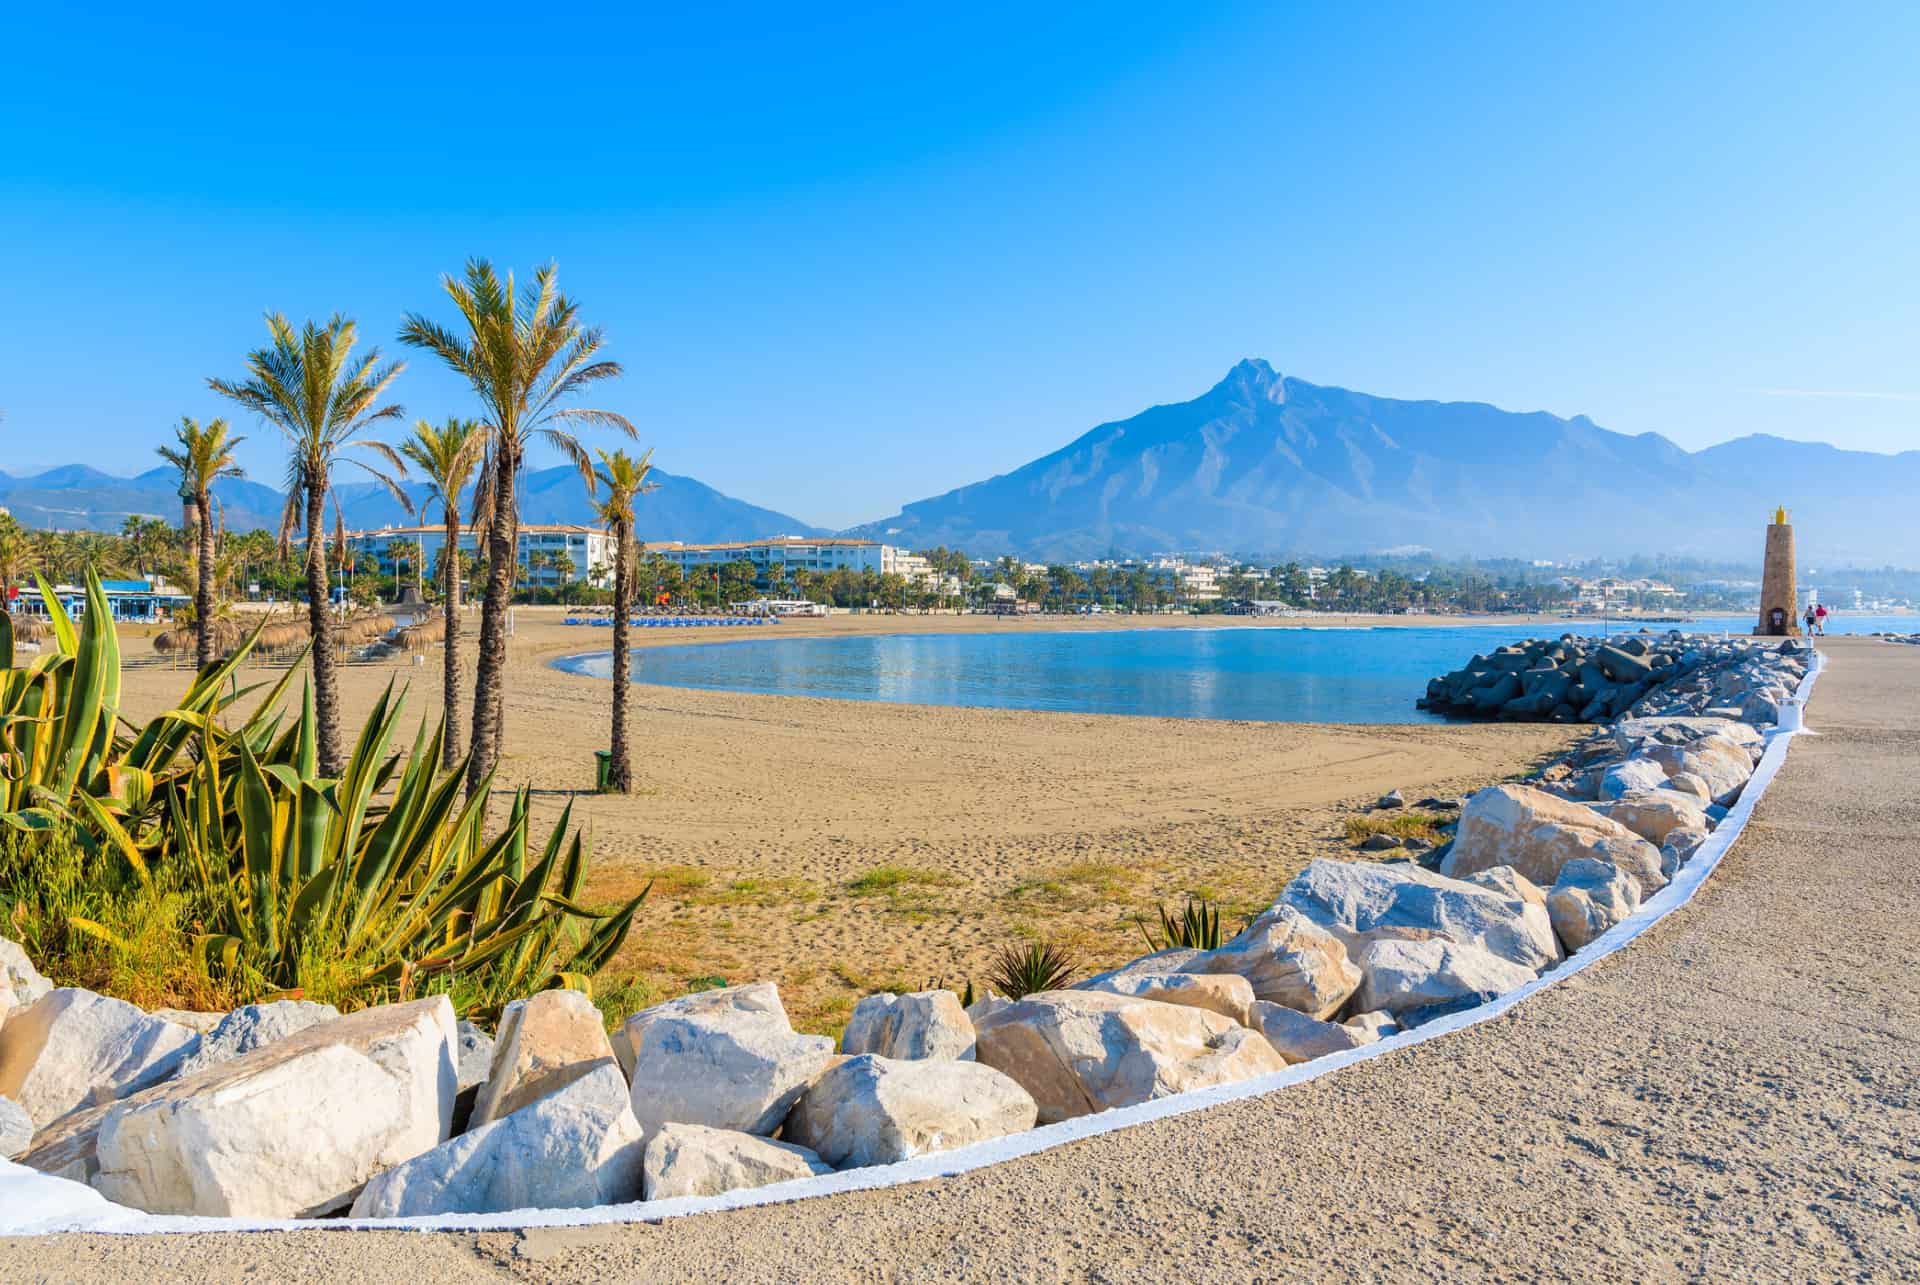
[0,649,1826,1237]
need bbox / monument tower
[1756,507,1798,635]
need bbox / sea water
[551,614,1909,724]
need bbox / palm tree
[397,418,486,769]
[209,314,406,776]
[400,260,633,796]
[591,448,655,793]
[155,416,246,668]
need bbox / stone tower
[1756,507,1798,636]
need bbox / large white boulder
[1646,735,1754,806]
[840,990,975,1061]
[1443,785,1667,899]
[0,1094,30,1159]
[176,1000,340,1076]
[1595,791,1711,847]
[1598,757,1669,801]
[22,996,457,1217]
[0,988,199,1123]
[2,937,52,1015]
[1277,859,1561,972]
[350,1057,643,1217]
[618,983,833,1138]
[783,1053,1037,1169]
[1352,939,1536,1017]
[1178,906,1361,1018]
[1546,858,1642,952]
[1073,969,1254,1027]
[1248,1000,1373,1065]
[972,989,1285,1123]
[471,988,616,1128]
[642,1122,832,1200]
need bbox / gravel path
[4,636,1914,1282]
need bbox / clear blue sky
[2,2,1916,528]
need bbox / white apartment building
[344,523,616,589]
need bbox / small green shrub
[1135,898,1224,952]
[984,940,1077,999]
[1344,811,1450,845]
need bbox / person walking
[1805,604,1819,636]
[1814,602,1829,635]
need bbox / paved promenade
[4,637,1915,1282]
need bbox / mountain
[332,465,825,542]
[0,462,823,543]
[847,360,1920,564]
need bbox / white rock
[1342,1010,1400,1040]
[1443,784,1668,899]
[471,988,616,1128]
[1279,858,1561,973]
[0,989,199,1123]
[1248,1000,1371,1065]
[177,1000,340,1076]
[619,983,832,1138]
[1647,735,1754,807]
[1073,970,1254,1027]
[148,1009,226,1035]
[642,1122,832,1200]
[350,1057,643,1217]
[1546,858,1642,952]
[1352,939,1537,1016]
[1599,757,1669,800]
[1179,906,1361,1018]
[972,989,1286,1123]
[1458,865,1548,908]
[0,1094,31,1159]
[23,997,457,1217]
[840,990,975,1060]
[1665,771,1712,802]
[783,1053,1037,1169]
[1594,790,1711,847]
[456,1020,494,1093]
[1660,825,1711,878]
[1,937,50,1013]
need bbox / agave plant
[1135,898,1224,953]
[984,940,1077,999]
[5,568,646,1016]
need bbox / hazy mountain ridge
[0,463,824,545]
[847,360,1920,564]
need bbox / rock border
[0,651,1825,1237]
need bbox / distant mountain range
[10,362,1916,563]
[848,359,1920,564]
[0,463,822,545]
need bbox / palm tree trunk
[305,479,343,776]
[441,511,462,770]
[608,529,632,793]
[466,451,517,798]
[192,489,215,670]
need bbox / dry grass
[1343,810,1452,845]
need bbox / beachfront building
[11,576,190,622]
[343,524,616,590]
[645,537,943,589]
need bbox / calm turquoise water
[553,615,1907,724]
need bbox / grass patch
[687,875,819,908]
[1006,860,1144,910]
[847,865,958,895]
[1344,810,1451,845]
[627,864,711,898]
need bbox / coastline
[113,609,1581,1034]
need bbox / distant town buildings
[344,523,616,589]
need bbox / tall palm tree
[591,448,655,793]
[155,416,246,668]
[209,314,406,776]
[397,418,486,769]
[400,260,633,796]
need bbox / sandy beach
[114,609,1579,1033]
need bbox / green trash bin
[593,749,614,793]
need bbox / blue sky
[2,2,1916,528]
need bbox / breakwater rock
[1419,633,1808,725]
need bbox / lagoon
[553,614,1905,724]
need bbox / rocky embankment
[1419,632,1807,724]
[0,638,1809,1225]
